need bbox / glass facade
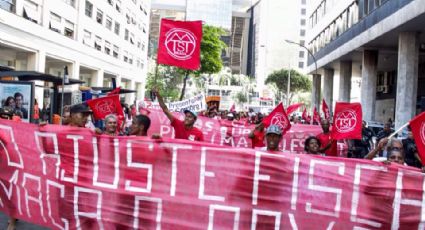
[186,0,232,30]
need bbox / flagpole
[388,122,410,139]
[60,66,68,125]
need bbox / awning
[91,87,137,94]
[0,71,85,85]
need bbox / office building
[307,0,425,128]
[0,0,151,104]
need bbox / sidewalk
[0,212,49,230]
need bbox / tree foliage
[265,69,311,104]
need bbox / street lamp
[284,39,318,75]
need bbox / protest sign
[0,120,424,229]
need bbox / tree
[179,25,227,100]
[265,69,311,105]
[145,66,184,101]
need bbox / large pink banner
[0,119,424,229]
[148,110,338,154]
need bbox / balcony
[0,0,15,13]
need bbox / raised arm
[364,138,388,160]
[152,88,174,122]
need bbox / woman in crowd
[304,136,325,155]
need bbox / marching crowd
[0,88,422,229]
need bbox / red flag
[157,19,202,70]
[313,107,321,125]
[331,102,363,140]
[107,87,121,96]
[322,99,331,121]
[86,95,124,120]
[410,112,425,163]
[229,104,235,112]
[286,103,304,115]
[262,102,291,135]
[302,108,311,124]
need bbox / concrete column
[361,50,378,121]
[323,68,334,113]
[72,61,80,79]
[93,69,104,87]
[35,51,46,72]
[115,75,122,88]
[395,32,419,129]
[339,61,352,102]
[311,74,321,110]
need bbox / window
[23,0,39,23]
[130,33,134,44]
[83,30,92,46]
[298,62,304,68]
[141,43,145,51]
[62,0,75,7]
[300,19,306,26]
[107,0,113,6]
[301,8,306,15]
[105,16,112,30]
[104,41,111,55]
[124,29,129,40]
[300,29,306,36]
[140,61,144,69]
[49,12,62,33]
[300,40,305,46]
[96,9,103,24]
[299,51,305,58]
[114,22,120,35]
[137,41,141,48]
[123,51,128,62]
[301,0,306,4]
[64,20,74,38]
[113,45,119,58]
[129,54,133,64]
[85,1,93,17]
[1,0,15,12]
[115,0,121,12]
[94,36,102,51]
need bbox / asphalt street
[0,212,49,230]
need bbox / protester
[128,114,151,136]
[376,122,392,142]
[33,99,40,123]
[14,92,28,119]
[262,125,283,152]
[68,103,93,127]
[103,114,119,136]
[402,128,421,168]
[248,122,265,149]
[153,88,204,141]
[349,121,374,158]
[364,138,403,160]
[304,136,324,155]
[316,119,337,156]
[0,106,16,230]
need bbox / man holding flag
[316,119,337,156]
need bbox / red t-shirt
[251,130,265,148]
[171,117,204,141]
[316,132,337,156]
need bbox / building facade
[246,0,309,100]
[307,0,425,128]
[0,0,150,105]
[149,0,251,75]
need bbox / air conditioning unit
[377,85,385,92]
